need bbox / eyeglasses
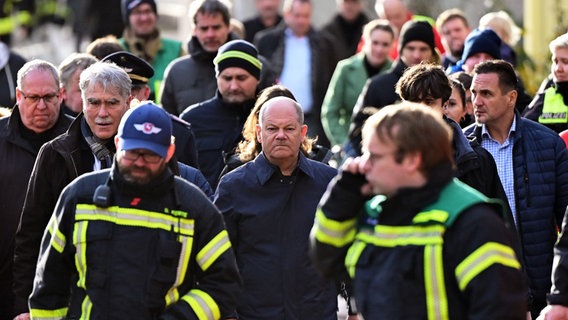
[121,150,162,163]
[130,8,155,16]
[20,91,59,105]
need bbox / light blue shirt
[481,117,517,225]
[279,28,313,113]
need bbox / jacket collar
[390,59,408,77]
[445,116,475,163]
[377,163,454,225]
[252,152,315,185]
[466,109,522,144]
[2,104,73,153]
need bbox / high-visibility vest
[314,179,518,320]
[539,87,568,124]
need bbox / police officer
[28,102,241,319]
[523,32,568,134]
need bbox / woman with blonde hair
[221,85,331,176]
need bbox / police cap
[102,51,154,85]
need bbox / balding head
[256,96,307,173]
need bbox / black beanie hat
[398,20,435,54]
[121,0,157,26]
[461,28,502,62]
[214,40,263,80]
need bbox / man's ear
[256,124,262,143]
[507,90,518,109]
[300,124,307,142]
[60,86,67,101]
[15,87,22,103]
[165,143,176,163]
[142,86,151,100]
[403,152,422,173]
[114,136,120,150]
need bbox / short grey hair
[79,62,132,100]
[17,59,59,90]
[58,53,97,89]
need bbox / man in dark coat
[161,0,275,116]
[320,0,369,64]
[180,40,262,189]
[160,0,237,116]
[0,59,72,320]
[28,102,241,319]
[12,62,132,320]
[12,61,216,319]
[243,0,282,43]
[465,60,568,318]
[215,96,339,319]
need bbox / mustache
[95,117,113,125]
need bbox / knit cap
[121,0,157,25]
[398,20,435,54]
[461,28,502,61]
[118,102,172,158]
[214,40,263,79]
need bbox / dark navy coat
[214,153,338,319]
[465,111,568,309]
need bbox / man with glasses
[0,59,72,320]
[311,102,526,319]
[12,62,132,319]
[28,102,241,319]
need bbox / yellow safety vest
[314,179,519,320]
[539,87,568,124]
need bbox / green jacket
[321,53,391,146]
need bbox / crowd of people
[3,0,568,319]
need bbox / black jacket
[161,33,276,116]
[348,60,406,154]
[465,114,568,314]
[29,165,241,319]
[243,14,282,43]
[13,114,210,314]
[170,114,198,168]
[311,165,527,319]
[548,206,568,307]
[180,91,255,188]
[0,46,26,108]
[320,13,369,63]
[0,106,72,319]
[446,117,512,222]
